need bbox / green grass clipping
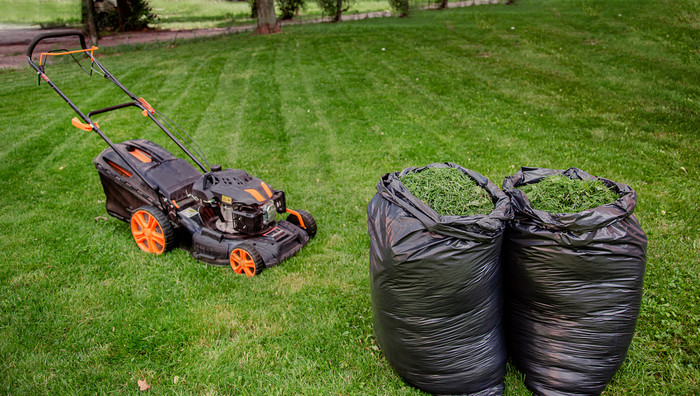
[400,168,494,216]
[517,175,619,213]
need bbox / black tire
[288,209,316,238]
[130,205,176,254]
[229,242,264,277]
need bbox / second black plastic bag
[502,167,647,396]
[367,163,512,395]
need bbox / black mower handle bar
[26,30,88,60]
[26,30,210,177]
[88,102,140,118]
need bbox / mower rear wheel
[130,206,175,255]
[230,243,264,277]
[287,209,317,238]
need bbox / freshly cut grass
[518,175,619,213]
[401,168,494,216]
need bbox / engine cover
[191,168,286,235]
[191,169,279,205]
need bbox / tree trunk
[400,0,409,16]
[439,0,448,10]
[116,0,131,30]
[334,0,342,22]
[250,0,258,19]
[82,0,99,45]
[255,0,280,34]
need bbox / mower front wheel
[287,209,317,238]
[130,206,176,255]
[230,243,264,277]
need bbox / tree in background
[81,0,99,45]
[249,0,258,18]
[277,0,306,20]
[316,0,353,22]
[256,0,280,33]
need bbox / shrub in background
[277,0,306,19]
[388,0,409,17]
[95,0,158,31]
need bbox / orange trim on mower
[106,160,133,177]
[261,182,273,198]
[139,97,155,117]
[71,117,98,131]
[130,210,166,254]
[39,46,98,67]
[286,209,306,229]
[230,248,257,277]
[245,188,265,202]
[129,148,152,163]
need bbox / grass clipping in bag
[517,175,619,213]
[401,168,494,216]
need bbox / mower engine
[191,167,286,235]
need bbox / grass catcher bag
[502,167,647,396]
[367,163,512,395]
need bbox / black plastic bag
[367,163,512,395]
[502,167,647,396]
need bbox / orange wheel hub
[230,248,257,277]
[130,210,166,254]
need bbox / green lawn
[1,0,699,394]
[0,0,80,26]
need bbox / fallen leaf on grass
[94,216,108,221]
[138,379,150,391]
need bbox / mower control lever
[72,117,97,132]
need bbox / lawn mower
[27,31,316,276]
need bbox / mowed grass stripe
[146,47,233,146]
[236,39,290,179]
[281,34,343,200]
[147,47,233,166]
[288,36,379,264]
[271,36,325,199]
[385,8,695,180]
[339,28,489,170]
[376,33,508,169]
[389,17,570,170]
[484,7,699,180]
[262,38,380,386]
[191,41,256,167]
